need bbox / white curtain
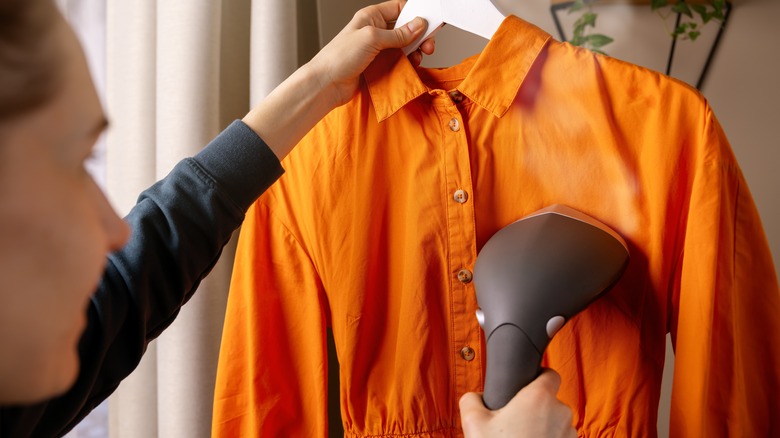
[54,0,318,436]
[105,1,319,436]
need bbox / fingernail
[407,17,424,33]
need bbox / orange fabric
[213,16,780,438]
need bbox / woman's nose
[91,180,130,253]
[104,203,131,253]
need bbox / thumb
[530,368,562,394]
[459,392,492,436]
[459,391,490,418]
[459,392,485,414]
[379,17,427,50]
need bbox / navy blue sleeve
[0,120,284,437]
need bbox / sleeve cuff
[192,120,285,211]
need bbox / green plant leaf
[572,20,585,38]
[691,5,715,24]
[691,4,707,18]
[566,0,721,50]
[568,0,586,13]
[673,23,688,37]
[672,2,693,18]
[587,34,614,48]
[574,11,597,29]
[651,0,669,11]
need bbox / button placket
[438,95,481,393]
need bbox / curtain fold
[102,1,317,436]
[249,1,299,105]
[153,2,224,437]
[106,1,158,437]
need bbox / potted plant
[563,0,728,54]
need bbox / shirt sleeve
[668,106,780,437]
[0,120,284,438]
[212,199,330,437]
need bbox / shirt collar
[363,15,551,122]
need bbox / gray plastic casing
[473,205,629,410]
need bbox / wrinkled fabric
[213,16,780,438]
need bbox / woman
[0,0,574,436]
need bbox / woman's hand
[459,369,577,438]
[307,0,435,108]
[244,0,434,161]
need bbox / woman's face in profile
[0,11,129,404]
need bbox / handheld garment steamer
[473,205,629,410]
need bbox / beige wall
[317,0,779,436]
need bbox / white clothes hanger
[394,0,507,55]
